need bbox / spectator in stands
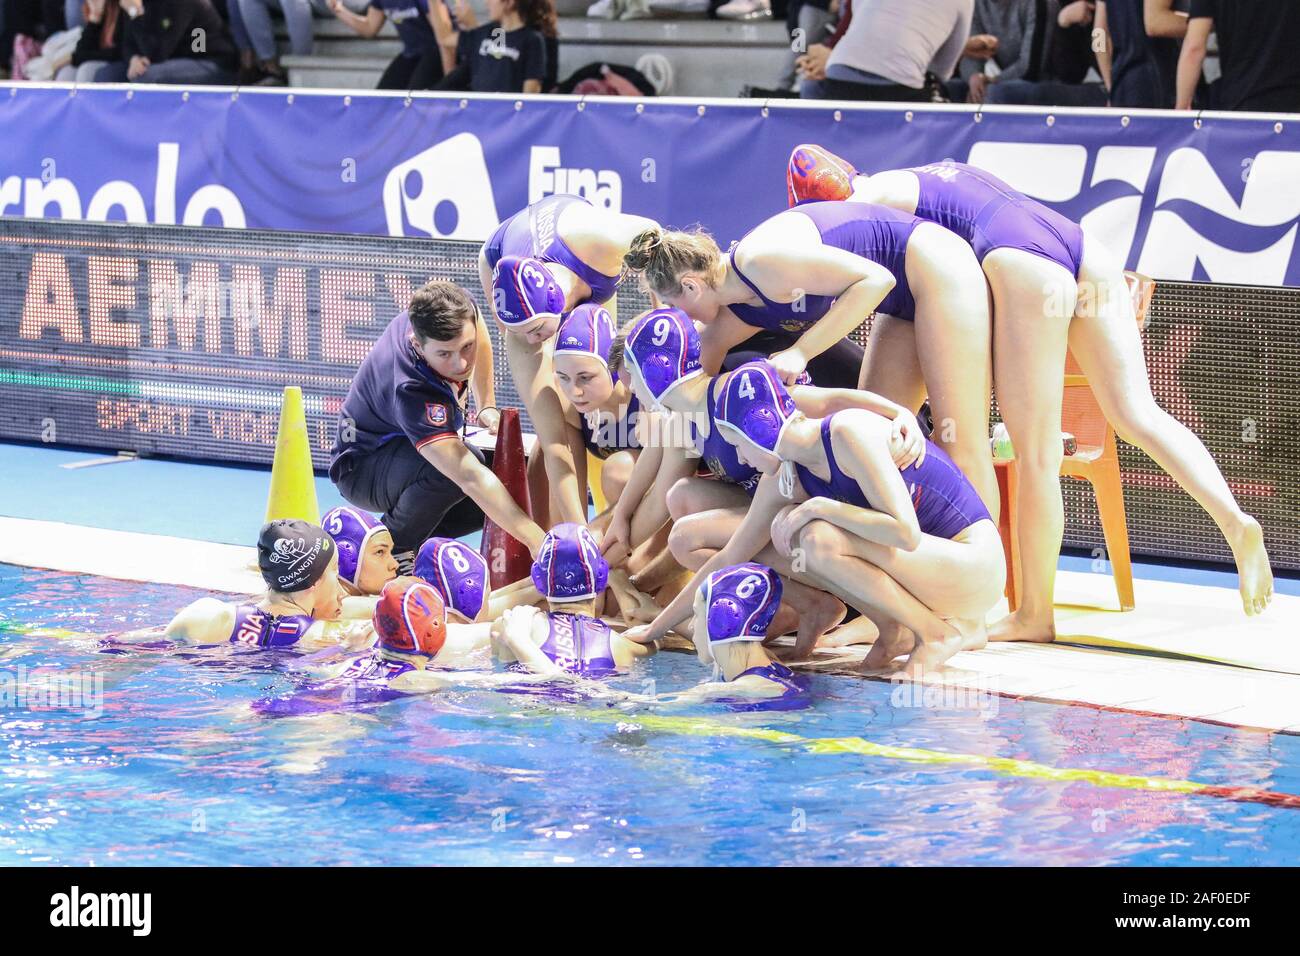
[239,0,367,84]
[961,0,1105,106]
[436,0,552,94]
[94,0,239,83]
[799,0,971,101]
[327,0,452,90]
[60,0,122,80]
[1093,0,1179,107]
[1176,0,1300,112]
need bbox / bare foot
[1228,515,1273,616]
[862,622,914,670]
[820,616,880,648]
[987,608,1055,643]
[897,619,971,679]
[954,616,987,652]
[629,547,683,594]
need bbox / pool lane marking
[580,710,1300,810]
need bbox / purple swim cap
[414,536,490,622]
[701,563,782,649]
[492,255,565,327]
[531,523,609,603]
[715,360,797,456]
[554,303,616,376]
[321,506,388,588]
[624,307,703,404]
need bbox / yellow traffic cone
[265,386,320,524]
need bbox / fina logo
[968,142,1300,285]
[383,132,501,241]
[528,146,622,212]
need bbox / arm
[329,0,386,38]
[790,385,926,468]
[1175,16,1211,110]
[630,474,792,642]
[504,335,587,526]
[426,3,458,74]
[1144,0,1188,38]
[422,438,546,555]
[1094,2,1113,93]
[164,598,234,645]
[930,5,973,82]
[738,233,896,385]
[470,306,499,433]
[491,607,567,676]
[786,415,922,551]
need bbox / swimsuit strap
[728,245,774,307]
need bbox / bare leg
[863,621,915,670]
[600,450,635,508]
[857,313,927,412]
[1071,235,1273,615]
[506,333,585,526]
[908,225,999,519]
[983,248,1074,643]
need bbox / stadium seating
[279,16,790,97]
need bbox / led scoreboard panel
[0,217,1297,571]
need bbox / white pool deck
[2,513,1298,735]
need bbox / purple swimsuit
[539,612,618,676]
[795,413,991,540]
[229,605,315,648]
[692,375,761,496]
[730,201,920,331]
[336,650,417,683]
[483,195,623,304]
[908,161,1085,278]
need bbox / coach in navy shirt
[329,281,544,564]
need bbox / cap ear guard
[492,255,566,327]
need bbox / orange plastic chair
[994,271,1154,612]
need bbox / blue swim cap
[492,255,565,327]
[321,506,388,589]
[414,536,490,622]
[554,303,616,377]
[531,523,609,603]
[715,360,797,457]
[699,563,783,654]
[624,307,703,404]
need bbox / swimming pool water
[2,563,1299,866]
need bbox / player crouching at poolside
[163,520,345,651]
[492,523,656,677]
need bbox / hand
[601,509,632,559]
[327,0,345,16]
[967,73,989,105]
[621,623,659,646]
[796,44,830,82]
[887,408,927,470]
[767,348,809,386]
[771,499,824,557]
[476,406,500,435]
[454,0,477,27]
[964,34,998,60]
[1058,0,1095,27]
[127,55,151,80]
